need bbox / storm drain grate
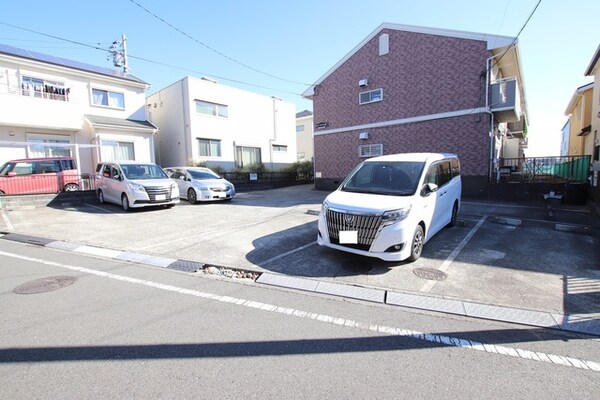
[14,276,76,295]
[413,267,447,281]
[341,259,372,273]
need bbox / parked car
[95,161,179,211]
[164,167,235,203]
[318,153,461,262]
[0,157,80,195]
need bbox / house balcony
[490,77,522,124]
[0,83,83,131]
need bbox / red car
[0,157,80,195]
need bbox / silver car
[164,167,236,204]
[95,161,180,211]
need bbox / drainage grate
[341,259,372,273]
[14,276,76,295]
[413,268,447,281]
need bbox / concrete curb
[2,231,599,337]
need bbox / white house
[0,43,157,174]
[146,76,297,170]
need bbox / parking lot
[1,184,599,334]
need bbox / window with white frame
[358,144,383,158]
[27,133,72,158]
[197,138,222,157]
[235,146,261,168]
[296,125,305,132]
[359,88,383,105]
[101,140,135,161]
[272,144,287,152]
[195,100,228,118]
[92,88,125,109]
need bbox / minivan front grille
[325,209,383,250]
[144,186,172,202]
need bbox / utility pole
[108,34,129,73]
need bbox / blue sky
[1,0,598,156]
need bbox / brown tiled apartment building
[303,23,527,196]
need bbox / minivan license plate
[339,231,358,244]
[155,194,166,201]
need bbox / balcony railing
[0,82,70,102]
[490,77,522,123]
[494,155,591,183]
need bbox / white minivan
[318,153,461,262]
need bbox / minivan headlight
[127,182,145,192]
[382,206,411,223]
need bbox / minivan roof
[364,153,458,163]
[4,156,74,163]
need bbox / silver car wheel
[121,194,130,211]
[188,188,197,204]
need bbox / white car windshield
[121,164,168,179]
[341,161,425,196]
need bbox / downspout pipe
[485,54,499,182]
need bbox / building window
[28,134,72,158]
[296,125,305,132]
[272,145,287,152]
[197,138,222,157]
[195,100,228,118]
[92,88,125,109]
[359,88,383,105]
[358,144,383,158]
[235,146,261,168]
[101,140,135,161]
[22,76,68,101]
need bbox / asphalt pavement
[1,184,599,335]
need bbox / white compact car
[164,167,235,203]
[318,153,461,262]
[95,161,180,211]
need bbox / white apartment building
[147,76,297,170]
[295,110,314,162]
[0,44,157,174]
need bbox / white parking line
[420,216,487,293]
[0,209,14,231]
[1,249,598,372]
[260,241,317,265]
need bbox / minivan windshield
[121,164,168,180]
[341,161,425,196]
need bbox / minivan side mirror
[422,182,438,196]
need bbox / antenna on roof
[108,34,129,73]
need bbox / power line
[0,20,305,97]
[126,0,311,86]
[491,0,542,70]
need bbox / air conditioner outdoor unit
[358,79,368,87]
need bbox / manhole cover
[412,268,447,281]
[14,276,77,295]
[341,259,372,273]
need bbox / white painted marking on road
[420,216,487,293]
[0,209,14,231]
[260,241,317,265]
[1,248,599,373]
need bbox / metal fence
[222,171,313,188]
[494,155,591,183]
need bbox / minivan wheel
[448,202,459,227]
[63,183,79,192]
[408,225,424,262]
[97,190,104,204]
[187,188,197,204]
[121,194,130,211]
